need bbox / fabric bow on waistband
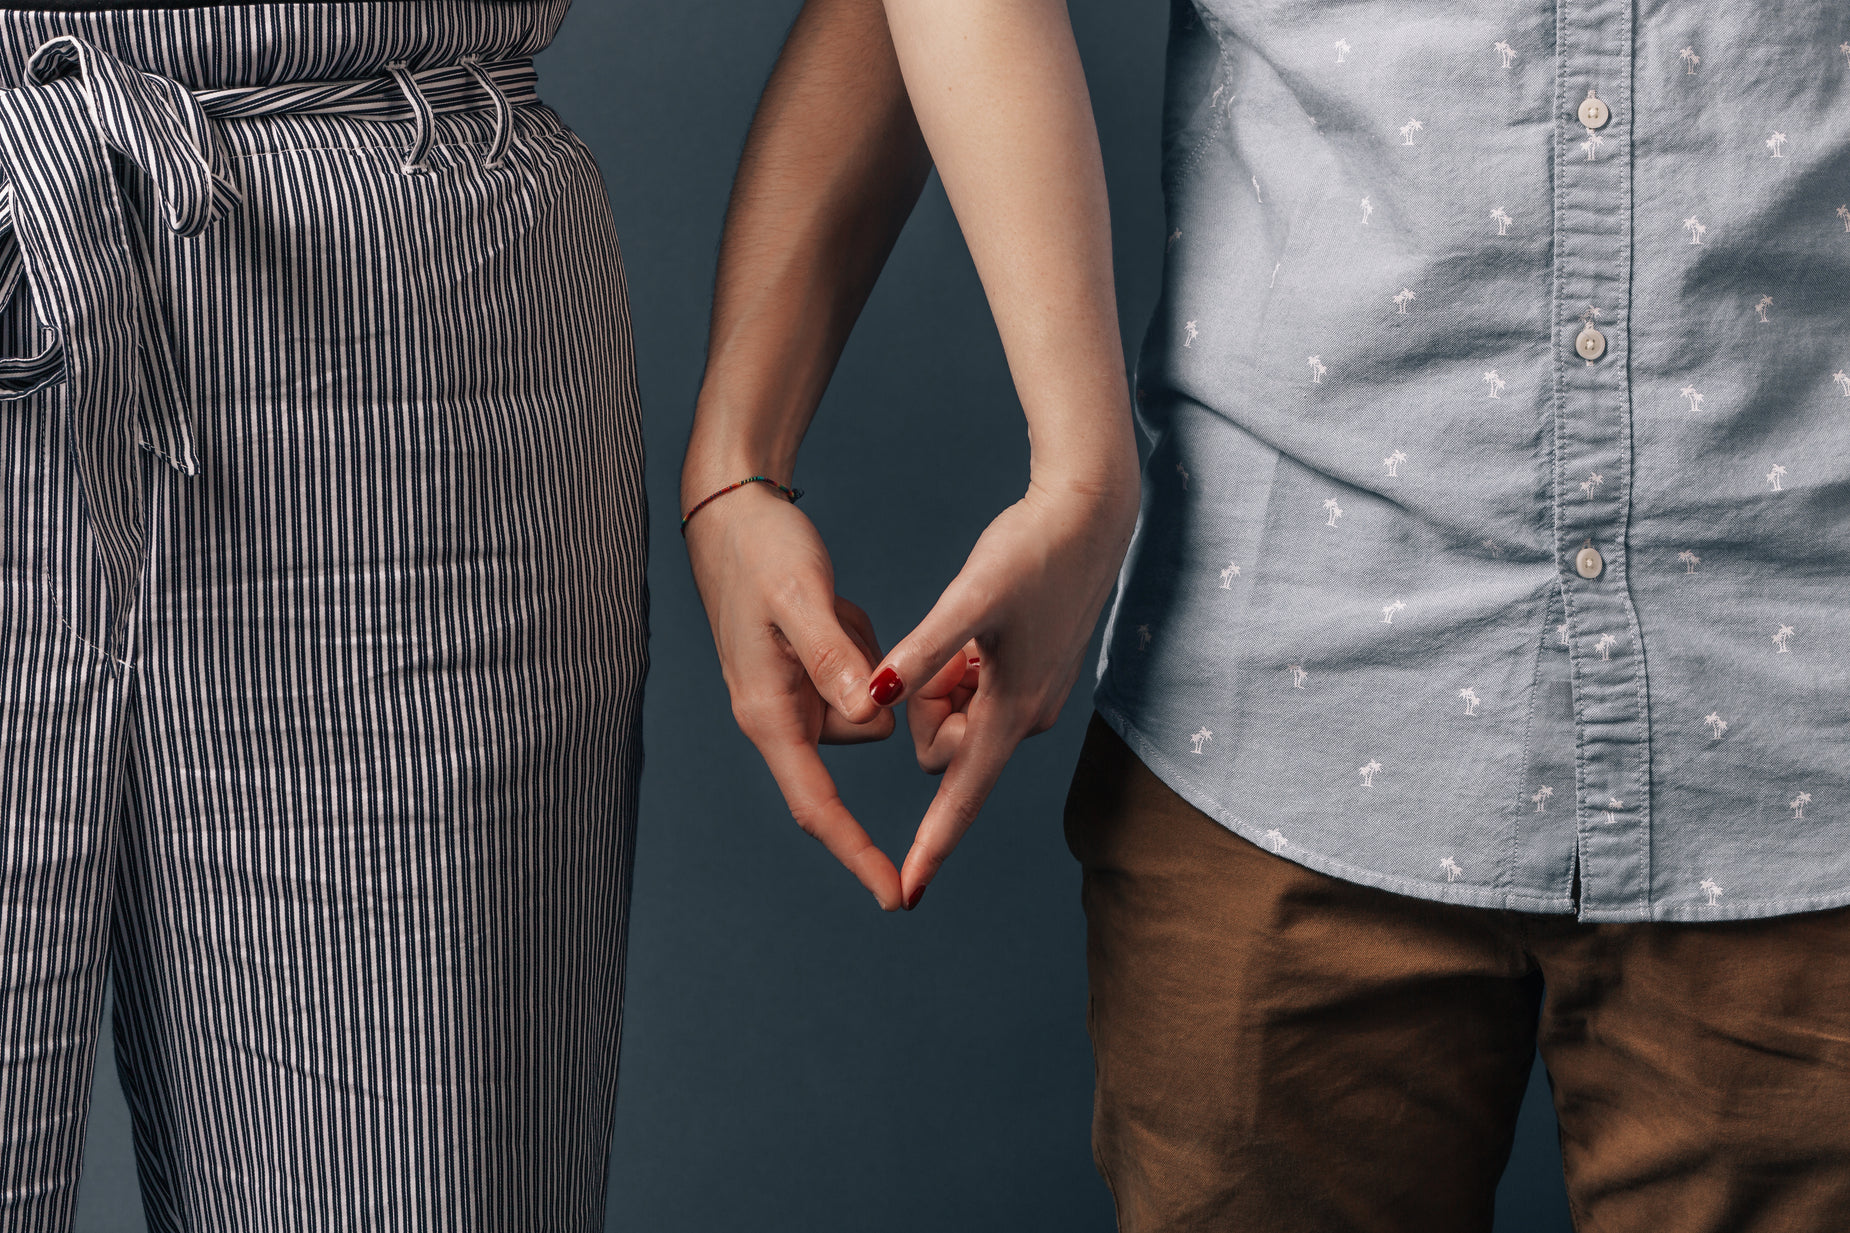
[0,35,243,660]
[0,38,534,663]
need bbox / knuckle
[729,693,782,737]
[940,792,983,831]
[767,568,826,619]
[787,801,828,841]
[805,640,851,686]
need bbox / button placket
[1555,0,1652,921]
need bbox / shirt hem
[1093,694,1850,925]
[1091,693,1575,916]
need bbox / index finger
[757,734,904,911]
[898,694,1022,908]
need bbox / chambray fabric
[1096,0,1850,923]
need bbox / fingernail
[905,883,927,910]
[871,667,904,707]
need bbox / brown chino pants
[1064,714,1850,1233]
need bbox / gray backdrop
[72,2,1574,1228]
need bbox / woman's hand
[870,477,1138,908]
[684,481,904,910]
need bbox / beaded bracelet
[680,475,805,534]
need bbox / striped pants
[0,3,647,1229]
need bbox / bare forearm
[880,0,1136,496]
[684,0,932,510]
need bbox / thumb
[870,581,982,710]
[780,594,882,725]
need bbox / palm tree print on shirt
[1308,355,1327,384]
[1359,759,1382,787]
[1459,687,1481,715]
[1838,205,1850,232]
[1580,472,1605,498]
[1481,372,1507,404]
[1176,462,1190,490]
[1381,599,1406,624]
[1360,196,1374,224]
[1557,623,1571,645]
[1580,129,1606,161]
[1183,320,1199,348]
[1683,216,1707,245]
[1384,449,1407,476]
[1393,288,1417,314]
[1603,797,1622,825]
[1334,38,1351,63]
[1772,624,1795,653]
[1595,632,1618,661]
[1678,550,1701,573]
[1189,726,1212,754]
[1791,791,1812,819]
[1766,131,1788,158]
[1832,370,1850,396]
[1532,785,1554,812]
[1679,46,1700,74]
[1701,878,1724,906]
[1324,498,1344,527]
[1754,295,1774,324]
[1264,828,1288,852]
[1680,385,1704,412]
[1767,464,1788,491]
[1287,664,1309,688]
[1137,624,1153,651]
[1494,41,1517,68]
[1441,857,1464,882]
[1705,711,1729,740]
[1399,118,1424,146]
[1167,228,1182,252]
[1219,562,1242,588]
[1490,207,1513,235]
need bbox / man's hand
[871,479,1138,909]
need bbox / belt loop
[459,55,511,169]
[383,61,433,175]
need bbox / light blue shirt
[1096,0,1850,921]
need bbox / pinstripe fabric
[0,4,647,1229]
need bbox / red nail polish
[871,667,904,707]
[905,883,927,910]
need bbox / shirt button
[1575,326,1606,360]
[1576,546,1605,579]
[1578,91,1609,128]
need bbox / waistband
[0,1,570,89]
[0,33,541,665]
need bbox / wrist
[1028,453,1142,520]
[682,389,806,513]
[681,460,797,514]
[679,473,804,541]
[680,415,801,512]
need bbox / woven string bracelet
[680,475,805,534]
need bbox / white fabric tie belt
[0,36,537,661]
